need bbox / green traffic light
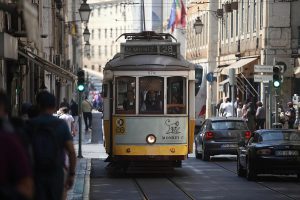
[273,80,280,88]
[77,84,85,92]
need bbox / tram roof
[105,54,194,71]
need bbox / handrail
[240,73,259,96]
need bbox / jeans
[83,112,92,130]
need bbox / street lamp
[84,41,91,53]
[83,26,90,42]
[194,17,204,34]
[79,0,92,23]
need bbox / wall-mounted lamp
[83,26,90,42]
[84,41,91,52]
[79,0,92,23]
[194,17,204,34]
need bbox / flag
[175,0,181,26]
[180,0,187,28]
[167,0,176,30]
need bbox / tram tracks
[213,161,300,200]
[133,177,196,200]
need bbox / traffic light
[77,70,85,92]
[273,65,282,88]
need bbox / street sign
[254,65,273,73]
[254,74,273,82]
[206,72,214,82]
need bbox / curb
[83,159,91,200]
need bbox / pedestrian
[70,99,79,135]
[255,101,266,129]
[60,97,70,109]
[0,90,34,200]
[222,97,233,117]
[28,91,76,200]
[285,102,296,129]
[236,103,243,118]
[244,102,256,131]
[59,107,75,136]
[82,96,93,131]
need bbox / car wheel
[195,144,202,159]
[246,157,257,181]
[237,156,246,177]
[202,147,210,161]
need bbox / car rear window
[260,131,300,141]
[211,121,248,130]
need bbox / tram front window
[167,77,186,114]
[139,76,163,114]
[115,76,136,114]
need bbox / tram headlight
[146,134,156,144]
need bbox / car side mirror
[194,125,201,135]
[238,140,245,147]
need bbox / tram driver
[144,90,161,112]
[123,90,135,111]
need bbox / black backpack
[30,121,61,172]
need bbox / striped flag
[167,0,176,31]
[180,0,187,28]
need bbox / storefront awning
[18,48,76,81]
[221,57,258,75]
[294,66,300,78]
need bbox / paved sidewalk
[67,111,107,200]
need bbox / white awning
[221,57,258,75]
[18,47,76,81]
[294,66,300,78]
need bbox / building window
[91,46,94,58]
[105,45,107,56]
[241,0,244,33]
[298,27,300,48]
[115,5,118,13]
[231,12,234,38]
[84,65,87,68]
[236,10,239,36]
[99,65,102,72]
[98,29,101,39]
[253,0,256,32]
[115,28,118,37]
[247,0,250,33]
[91,29,94,40]
[91,65,95,70]
[260,0,263,30]
[105,29,107,38]
[98,8,100,16]
[98,46,101,56]
[110,28,113,38]
[111,45,113,56]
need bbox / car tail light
[205,131,214,140]
[257,149,272,155]
[245,131,251,139]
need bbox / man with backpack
[28,91,76,200]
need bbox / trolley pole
[78,91,83,158]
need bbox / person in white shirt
[59,107,75,136]
[223,97,233,117]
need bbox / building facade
[186,0,300,124]
[82,0,141,80]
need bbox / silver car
[195,117,251,161]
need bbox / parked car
[194,117,251,161]
[237,129,300,181]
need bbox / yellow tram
[102,31,196,167]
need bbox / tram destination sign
[122,43,178,57]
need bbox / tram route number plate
[123,44,177,57]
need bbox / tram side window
[167,77,186,114]
[115,77,136,114]
[139,76,164,114]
